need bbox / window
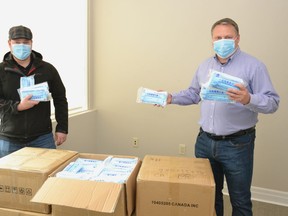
[0,0,88,115]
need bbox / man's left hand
[227,83,250,105]
[55,132,67,146]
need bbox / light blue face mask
[12,44,31,60]
[213,39,235,59]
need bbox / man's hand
[154,91,172,107]
[55,132,67,146]
[17,95,40,111]
[227,84,250,105]
[166,93,172,104]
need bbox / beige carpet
[223,195,288,216]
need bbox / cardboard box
[0,147,77,213]
[0,207,51,216]
[136,155,215,216]
[32,153,141,216]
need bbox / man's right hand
[17,95,40,111]
[154,92,172,107]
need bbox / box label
[151,200,199,208]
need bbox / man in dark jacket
[0,25,68,157]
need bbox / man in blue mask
[0,25,68,157]
[158,18,280,216]
[211,19,240,62]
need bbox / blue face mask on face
[12,44,31,60]
[213,39,235,59]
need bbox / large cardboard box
[32,153,141,216]
[0,147,77,213]
[136,155,215,216]
[0,207,51,216]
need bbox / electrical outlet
[132,137,139,148]
[179,144,186,155]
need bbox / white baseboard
[223,184,288,207]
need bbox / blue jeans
[195,129,255,216]
[0,133,56,158]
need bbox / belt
[200,127,255,140]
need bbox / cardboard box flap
[31,177,123,213]
[0,147,77,173]
[46,153,141,216]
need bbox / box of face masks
[136,155,215,216]
[0,147,78,213]
[31,153,141,216]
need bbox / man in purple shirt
[166,18,279,216]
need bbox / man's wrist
[167,93,172,104]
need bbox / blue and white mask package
[136,87,168,107]
[200,70,247,103]
[206,70,246,91]
[200,84,234,103]
[20,75,35,88]
[18,81,51,101]
[56,156,138,183]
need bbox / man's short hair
[211,18,239,35]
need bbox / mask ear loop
[234,35,240,48]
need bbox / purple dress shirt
[171,48,280,135]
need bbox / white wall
[61,0,288,203]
